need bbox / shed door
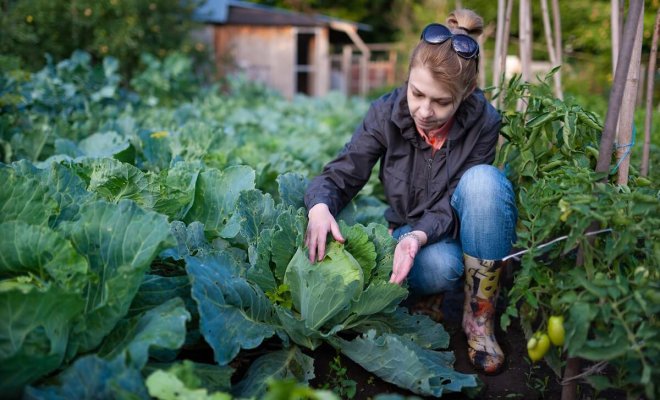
[294,28,319,95]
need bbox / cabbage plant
[183,185,479,397]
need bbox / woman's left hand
[390,231,427,285]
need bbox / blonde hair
[409,9,483,101]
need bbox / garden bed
[309,287,563,399]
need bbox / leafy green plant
[180,184,477,396]
[0,0,205,79]
[130,52,204,107]
[3,51,657,399]
[496,72,660,398]
[322,355,357,399]
[0,162,186,398]
[524,364,550,398]
[0,51,127,163]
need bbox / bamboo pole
[642,9,660,177]
[551,0,563,99]
[501,0,514,80]
[540,0,562,99]
[519,0,532,82]
[492,0,506,102]
[551,0,562,70]
[611,0,624,76]
[563,6,643,399]
[595,0,644,176]
[496,0,514,149]
[478,29,488,89]
[479,22,496,90]
[517,0,532,112]
[495,0,514,111]
[539,0,556,69]
[638,64,646,107]
[615,2,644,185]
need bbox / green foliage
[2,51,658,399]
[146,368,231,400]
[329,330,478,397]
[0,160,179,396]
[0,0,205,78]
[285,243,365,330]
[131,52,205,107]
[496,73,660,398]
[322,355,357,399]
[0,51,126,163]
[263,378,339,400]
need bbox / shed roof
[194,0,370,31]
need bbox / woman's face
[407,66,462,131]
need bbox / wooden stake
[551,0,563,99]
[497,0,514,148]
[501,0,514,80]
[492,0,506,102]
[615,2,644,185]
[519,0,532,82]
[638,63,646,107]
[596,0,644,176]
[540,0,555,66]
[611,0,621,76]
[561,357,582,400]
[517,0,532,112]
[478,27,491,89]
[540,0,562,99]
[495,0,514,111]
[642,9,660,177]
[551,0,562,68]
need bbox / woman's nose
[419,102,434,118]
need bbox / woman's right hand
[305,203,345,263]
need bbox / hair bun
[446,9,484,39]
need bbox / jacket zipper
[426,157,433,193]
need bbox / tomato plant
[496,72,660,399]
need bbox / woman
[303,9,517,374]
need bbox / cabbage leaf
[331,330,478,397]
[284,242,364,330]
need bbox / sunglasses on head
[420,23,480,60]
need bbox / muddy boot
[462,254,505,374]
[409,293,444,323]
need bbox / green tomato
[527,332,551,362]
[548,315,566,346]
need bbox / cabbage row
[0,53,479,399]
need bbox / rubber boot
[462,254,505,374]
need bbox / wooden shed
[194,0,397,98]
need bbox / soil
[308,287,564,400]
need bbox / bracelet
[397,231,422,247]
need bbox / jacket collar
[391,82,487,143]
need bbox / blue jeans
[392,164,517,296]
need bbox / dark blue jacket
[304,83,501,244]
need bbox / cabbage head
[284,241,364,330]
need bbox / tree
[0,0,205,79]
